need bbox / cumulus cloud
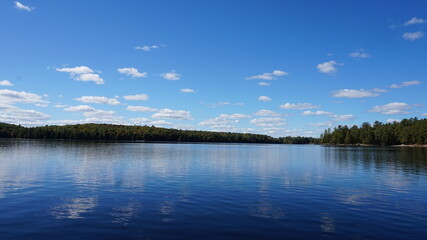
[199,117,239,126]
[331,114,355,122]
[246,70,288,80]
[0,80,13,86]
[0,104,49,125]
[0,89,48,104]
[56,66,104,84]
[152,108,192,120]
[75,96,120,105]
[258,82,271,86]
[123,94,149,101]
[63,105,95,112]
[135,45,159,51]
[302,110,333,116]
[219,113,250,119]
[161,71,181,80]
[258,96,271,102]
[390,80,421,88]
[422,113,427,117]
[402,31,424,41]
[349,49,371,58]
[117,67,147,78]
[369,102,412,115]
[317,61,342,74]
[404,17,427,26]
[181,88,195,93]
[126,106,158,112]
[254,109,281,117]
[309,121,333,127]
[14,1,33,11]
[387,119,401,123]
[131,118,172,127]
[279,102,320,110]
[250,118,285,127]
[332,89,383,98]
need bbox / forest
[0,122,318,144]
[320,118,427,145]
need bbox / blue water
[0,139,426,239]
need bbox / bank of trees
[0,122,318,144]
[320,118,427,145]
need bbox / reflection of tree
[323,147,427,174]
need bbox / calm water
[0,139,426,240]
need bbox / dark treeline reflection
[323,146,427,175]
[321,118,427,145]
[0,122,319,144]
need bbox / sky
[0,0,426,137]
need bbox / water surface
[0,139,426,239]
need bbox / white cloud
[56,66,104,84]
[332,89,381,98]
[0,89,48,104]
[349,50,371,58]
[369,102,412,115]
[390,80,421,88]
[199,117,239,126]
[123,94,149,101]
[161,71,181,80]
[126,106,158,112]
[131,118,172,126]
[402,31,424,41]
[258,96,272,102]
[75,96,120,105]
[279,102,320,110]
[82,109,115,118]
[246,70,288,80]
[219,113,250,119]
[0,80,13,86]
[422,113,427,117]
[302,110,333,116]
[117,67,147,78]
[387,119,401,123]
[317,60,342,74]
[135,45,159,51]
[152,108,192,120]
[181,88,195,93]
[250,118,285,127]
[258,82,271,86]
[211,102,230,107]
[64,105,95,112]
[404,17,427,26]
[0,104,49,125]
[331,114,355,122]
[254,109,281,117]
[14,1,33,11]
[309,121,333,127]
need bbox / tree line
[320,118,427,145]
[0,122,318,144]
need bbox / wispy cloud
[14,1,33,11]
[161,70,181,80]
[332,89,385,98]
[302,110,333,116]
[123,94,149,101]
[117,67,147,78]
[258,82,271,86]
[135,45,160,51]
[317,61,342,74]
[75,96,120,105]
[250,118,285,127]
[0,89,48,104]
[254,109,281,117]
[402,31,424,41]
[390,80,421,88]
[349,49,371,58]
[127,106,158,112]
[404,17,427,26]
[369,102,412,115]
[181,88,195,93]
[246,70,288,80]
[152,108,192,120]
[279,102,320,110]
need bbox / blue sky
[0,0,426,137]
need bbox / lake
[0,139,426,239]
